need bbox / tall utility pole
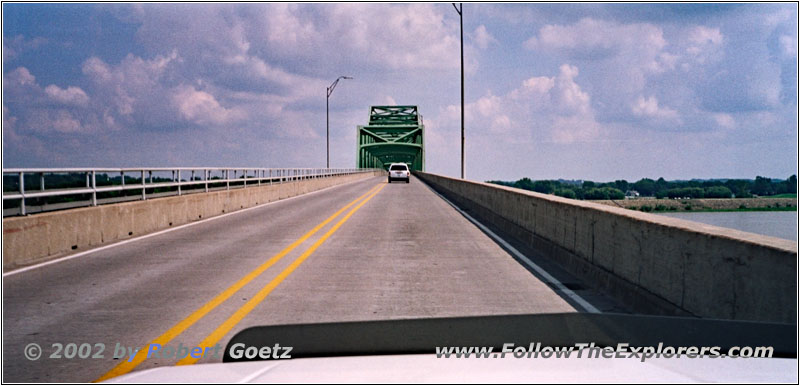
[326,76,353,168]
[452,3,464,179]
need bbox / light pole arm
[328,76,353,98]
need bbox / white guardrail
[2,167,379,217]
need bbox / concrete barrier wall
[416,172,797,323]
[3,171,384,271]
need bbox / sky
[2,3,797,182]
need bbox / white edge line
[3,175,380,277]
[424,183,601,314]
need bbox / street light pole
[453,3,464,179]
[326,76,353,169]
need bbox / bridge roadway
[4,175,587,382]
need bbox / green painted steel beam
[357,105,424,171]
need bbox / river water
[658,211,797,241]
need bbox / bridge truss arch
[356,105,424,171]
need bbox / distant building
[625,190,640,199]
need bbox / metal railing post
[204,169,209,193]
[226,170,230,190]
[19,172,25,216]
[141,170,146,200]
[91,170,97,206]
[177,169,182,196]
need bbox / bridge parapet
[3,169,384,271]
[416,171,797,324]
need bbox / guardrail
[2,167,378,217]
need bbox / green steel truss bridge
[356,105,424,171]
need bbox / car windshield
[2,2,797,384]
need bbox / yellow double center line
[176,182,386,365]
[95,182,385,382]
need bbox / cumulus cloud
[261,3,317,49]
[20,108,93,134]
[685,26,724,64]
[45,85,89,106]
[522,17,757,131]
[49,110,85,133]
[5,66,36,86]
[632,95,680,121]
[713,113,736,129]
[3,35,47,62]
[171,85,242,126]
[525,18,667,63]
[441,63,600,144]
[523,17,676,121]
[82,57,113,83]
[81,51,180,123]
[319,4,462,70]
[2,67,102,135]
[552,64,591,114]
[134,3,464,73]
[472,25,497,50]
[779,34,797,57]
[688,26,723,47]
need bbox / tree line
[487,175,797,200]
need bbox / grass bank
[591,197,797,213]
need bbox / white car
[388,163,410,183]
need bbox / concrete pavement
[3,175,577,382]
